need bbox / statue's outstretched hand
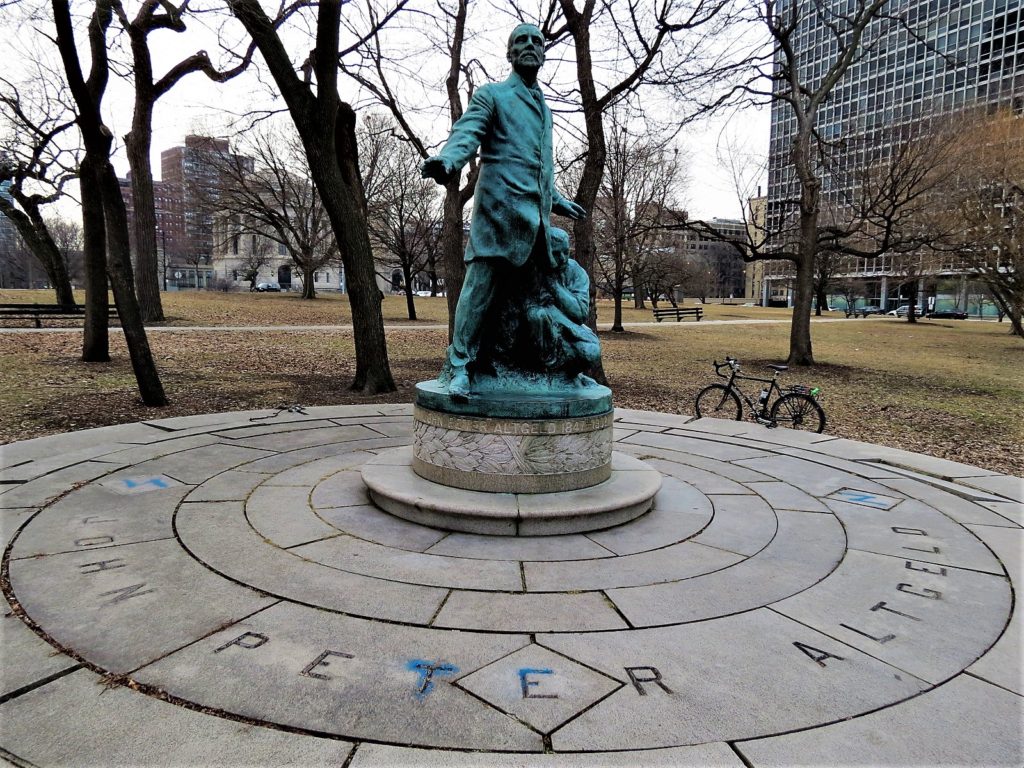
[553,199,587,220]
[421,157,454,185]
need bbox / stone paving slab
[219,424,381,452]
[9,537,276,673]
[957,474,1024,502]
[0,507,38,553]
[542,608,928,751]
[244,484,339,548]
[584,476,713,556]
[979,499,1024,526]
[771,548,1011,684]
[433,590,630,632]
[736,673,1022,767]
[0,591,78,701]
[0,460,130,510]
[316,503,449,551]
[875,476,1023,527]
[11,482,189,559]
[1,406,1019,766]
[827,496,1007,574]
[175,501,448,622]
[133,602,540,751]
[292,534,524,590]
[613,408,693,429]
[693,493,777,556]
[425,530,611,561]
[185,469,272,502]
[349,741,745,767]
[210,418,342,440]
[606,510,845,627]
[524,540,744,592]
[0,668,355,766]
[964,524,1022,695]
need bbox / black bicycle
[694,356,826,433]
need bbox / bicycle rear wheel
[694,384,742,421]
[770,393,826,433]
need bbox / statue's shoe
[448,369,470,398]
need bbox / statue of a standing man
[421,23,587,397]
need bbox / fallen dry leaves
[1,291,1021,478]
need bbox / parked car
[254,282,281,292]
[926,309,968,319]
[886,304,913,317]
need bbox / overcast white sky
[9,1,770,223]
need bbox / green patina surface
[421,24,599,413]
[415,380,612,420]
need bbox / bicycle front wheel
[770,393,826,433]
[694,384,742,421]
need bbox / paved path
[1,405,1020,766]
[0,318,854,334]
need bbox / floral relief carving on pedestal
[413,422,611,476]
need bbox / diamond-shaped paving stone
[457,644,620,734]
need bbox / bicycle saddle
[768,364,788,372]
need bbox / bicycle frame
[714,359,783,422]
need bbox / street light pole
[160,229,168,291]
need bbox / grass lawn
[1,288,1021,476]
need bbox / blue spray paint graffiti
[122,477,170,491]
[406,659,459,698]
[518,668,557,698]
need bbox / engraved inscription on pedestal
[412,406,613,493]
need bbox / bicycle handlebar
[713,357,740,375]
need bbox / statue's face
[507,25,545,71]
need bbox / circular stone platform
[363,447,659,535]
[1,404,1021,767]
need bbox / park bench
[0,303,120,328]
[652,306,704,322]
[845,307,881,318]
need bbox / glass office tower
[761,0,1023,307]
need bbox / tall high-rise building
[0,178,19,288]
[761,0,1023,307]
[120,135,251,289]
[160,135,232,267]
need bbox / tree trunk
[612,290,624,332]
[80,156,110,362]
[788,256,815,365]
[125,104,165,322]
[228,0,394,393]
[403,262,417,321]
[0,203,76,305]
[329,103,395,392]
[815,284,827,316]
[440,180,466,340]
[98,159,168,406]
[301,262,316,299]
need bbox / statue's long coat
[433,72,572,267]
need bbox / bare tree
[935,110,1024,337]
[113,0,256,322]
[592,115,683,331]
[52,0,167,405]
[533,0,746,380]
[341,0,479,337]
[210,128,339,300]
[46,214,84,285]
[227,0,396,392]
[360,119,441,320]
[234,235,274,291]
[0,62,79,304]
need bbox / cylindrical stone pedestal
[412,405,613,493]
